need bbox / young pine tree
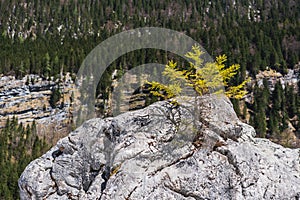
[148,45,249,102]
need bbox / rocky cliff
[0,73,76,143]
[18,95,300,199]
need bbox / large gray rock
[19,95,300,199]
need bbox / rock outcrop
[18,95,300,200]
[0,74,76,143]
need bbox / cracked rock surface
[19,95,300,199]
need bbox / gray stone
[19,95,300,199]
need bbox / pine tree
[49,87,61,108]
[148,45,249,101]
[251,84,268,138]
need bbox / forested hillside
[0,0,299,76]
[0,0,299,199]
[0,118,48,199]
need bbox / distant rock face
[18,95,300,200]
[0,74,76,143]
[255,68,299,91]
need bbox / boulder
[19,95,300,199]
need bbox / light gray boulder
[19,95,300,199]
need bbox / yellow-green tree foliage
[148,45,249,100]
